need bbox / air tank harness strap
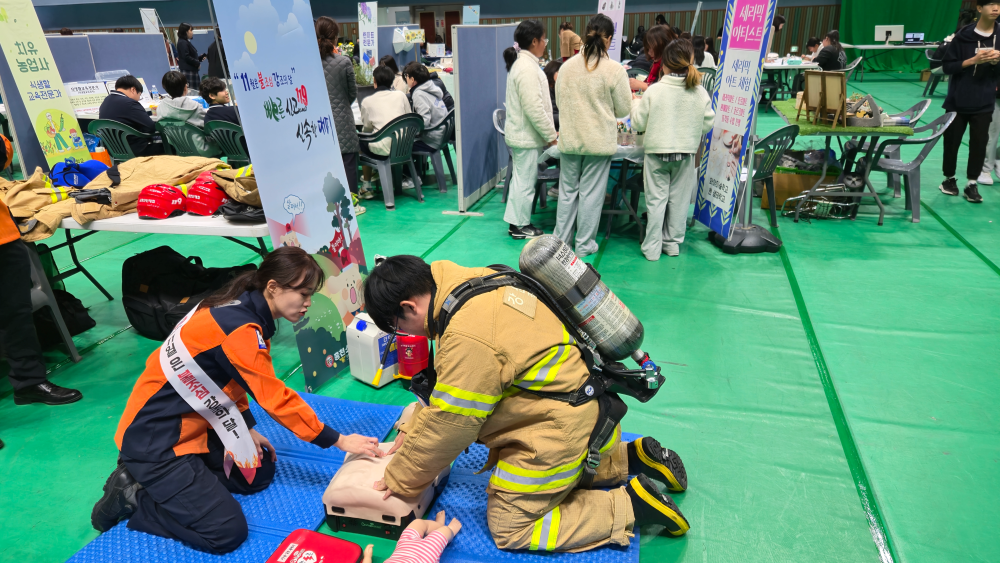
[555,262,602,311]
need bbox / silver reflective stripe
[536,509,556,550]
[518,345,571,387]
[431,388,495,413]
[492,464,580,487]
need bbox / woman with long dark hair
[316,17,364,203]
[379,54,408,94]
[629,25,676,92]
[813,30,847,71]
[91,247,383,554]
[501,20,557,240]
[554,14,632,257]
[692,35,715,68]
[176,23,206,89]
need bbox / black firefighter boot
[625,474,690,536]
[627,437,687,492]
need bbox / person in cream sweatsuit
[630,39,715,259]
[555,14,632,257]
[502,20,558,239]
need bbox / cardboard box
[920,69,931,82]
[763,171,840,209]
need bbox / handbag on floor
[121,246,257,340]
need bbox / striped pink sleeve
[385,528,450,563]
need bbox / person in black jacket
[544,61,561,131]
[207,28,227,79]
[812,30,847,71]
[177,23,207,89]
[939,0,1000,203]
[98,75,163,156]
[200,77,248,155]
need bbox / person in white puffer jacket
[631,39,715,260]
[502,20,558,240]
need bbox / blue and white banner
[694,0,776,238]
[358,2,377,83]
[211,0,369,392]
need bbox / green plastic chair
[87,119,154,164]
[358,113,424,210]
[698,68,717,95]
[155,119,221,158]
[204,121,251,168]
[752,124,800,227]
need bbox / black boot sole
[628,475,690,536]
[14,393,82,406]
[634,438,688,492]
[91,465,137,532]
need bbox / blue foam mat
[431,432,643,563]
[69,395,405,563]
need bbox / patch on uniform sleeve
[255,329,267,349]
[503,287,537,319]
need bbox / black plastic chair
[866,112,955,223]
[924,49,945,97]
[752,124,799,227]
[412,110,456,193]
[358,113,424,210]
[87,119,154,164]
[204,120,251,168]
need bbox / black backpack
[33,289,97,347]
[121,246,257,340]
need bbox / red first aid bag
[266,529,364,563]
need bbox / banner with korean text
[212,0,368,392]
[0,0,90,167]
[694,0,775,238]
[358,2,377,83]
[597,0,627,62]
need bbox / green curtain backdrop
[841,0,963,72]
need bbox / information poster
[694,0,775,238]
[66,81,109,115]
[463,6,480,25]
[139,8,160,34]
[358,2,377,84]
[597,0,627,62]
[211,0,368,392]
[0,0,90,166]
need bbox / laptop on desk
[904,33,925,45]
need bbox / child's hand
[362,544,373,563]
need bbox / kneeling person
[91,247,384,554]
[365,256,690,553]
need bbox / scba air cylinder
[519,235,644,362]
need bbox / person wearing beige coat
[363,257,692,553]
[554,15,632,257]
[502,21,558,239]
[559,24,583,61]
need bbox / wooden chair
[821,72,847,129]
[797,71,823,125]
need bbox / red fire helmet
[137,184,185,220]
[185,182,229,216]
[195,170,218,188]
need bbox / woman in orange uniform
[91,247,383,553]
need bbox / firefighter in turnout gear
[364,256,691,552]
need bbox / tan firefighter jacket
[384,261,608,497]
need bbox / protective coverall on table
[382,261,688,552]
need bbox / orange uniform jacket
[115,290,339,462]
[1,198,20,245]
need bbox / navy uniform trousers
[122,430,276,554]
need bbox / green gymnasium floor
[1,72,998,563]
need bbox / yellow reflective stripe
[599,426,621,454]
[490,452,586,493]
[516,327,574,391]
[177,183,189,196]
[529,506,561,551]
[429,382,501,418]
[236,164,253,177]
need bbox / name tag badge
[256,330,267,349]
[503,287,537,319]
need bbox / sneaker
[402,177,415,189]
[91,463,142,532]
[977,171,994,186]
[625,474,690,536]
[965,183,983,203]
[359,187,376,200]
[939,177,959,196]
[627,437,687,492]
[662,243,679,257]
[509,224,544,240]
[547,187,559,198]
[354,204,367,215]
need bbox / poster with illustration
[211,0,368,392]
[358,2,378,84]
[597,0,627,62]
[694,0,775,238]
[0,0,91,167]
[462,6,480,25]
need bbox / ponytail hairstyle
[560,22,573,32]
[692,35,707,66]
[504,19,546,72]
[662,38,701,89]
[199,246,324,310]
[379,54,400,75]
[825,29,843,53]
[315,16,340,59]
[583,14,615,70]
